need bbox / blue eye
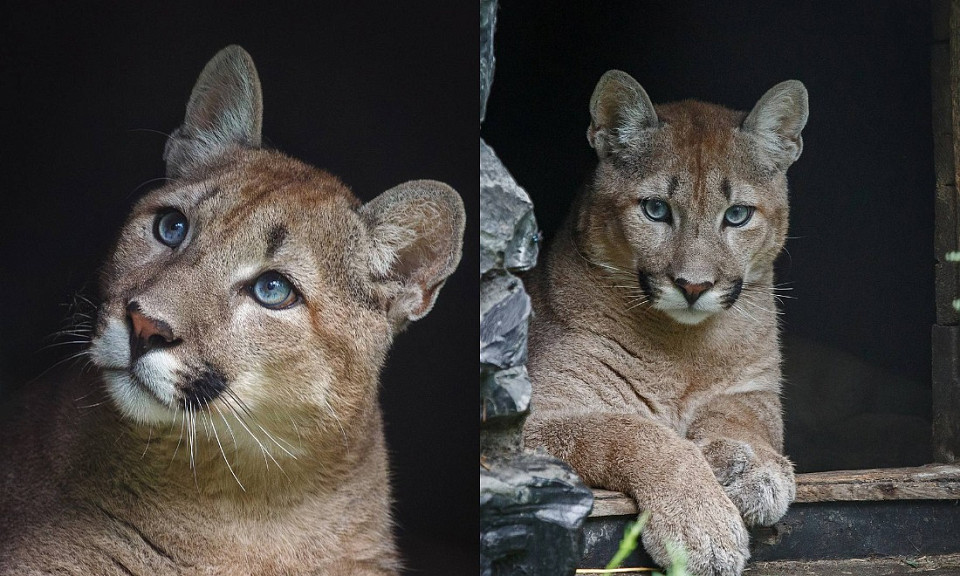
[724,205,755,227]
[154,209,189,247]
[641,198,672,223]
[251,271,298,309]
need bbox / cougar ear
[742,80,808,170]
[163,45,264,178]
[360,180,465,330]
[587,70,659,158]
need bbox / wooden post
[932,0,960,462]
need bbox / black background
[0,3,476,573]
[484,2,936,470]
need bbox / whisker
[216,404,242,459]
[222,395,282,474]
[318,395,347,448]
[221,389,299,456]
[286,414,304,450]
[197,406,212,441]
[249,420,299,460]
[141,425,154,459]
[127,176,174,200]
[187,406,196,470]
[626,299,650,311]
[38,340,92,351]
[732,302,761,324]
[126,128,174,139]
[224,389,255,419]
[210,406,245,491]
[738,296,782,316]
[77,399,110,410]
[170,408,186,465]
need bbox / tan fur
[0,46,464,575]
[523,71,807,576]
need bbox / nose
[126,301,180,363]
[672,277,714,305]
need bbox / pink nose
[126,302,179,362]
[672,278,714,305]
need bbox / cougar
[523,70,807,576]
[0,46,464,575]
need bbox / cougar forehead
[91,149,387,426]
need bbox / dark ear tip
[220,44,250,55]
[365,179,466,233]
[597,69,633,86]
[771,80,809,107]
[780,79,807,90]
[198,45,258,84]
[592,69,640,103]
[211,45,254,64]
[399,179,466,231]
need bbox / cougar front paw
[641,492,749,576]
[699,437,796,526]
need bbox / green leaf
[602,511,650,573]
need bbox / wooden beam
[932,0,960,465]
[589,464,960,518]
[746,554,960,576]
[933,1,959,327]
[795,463,960,501]
[591,489,642,517]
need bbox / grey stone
[481,365,531,424]
[480,139,540,275]
[480,451,595,576]
[480,271,531,370]
[480,364,531,455]
[480,0,497,123]
[479,5,592,571]
[481,424,524,456]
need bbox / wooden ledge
[745,554,960,575]
[590,464,960,517]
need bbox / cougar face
[91,158,367,429]
[583,71,807,325]
[87,46,464,448]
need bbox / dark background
[484,1,936,472]
[0,3,476,573]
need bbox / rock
[480,0,497,123]
[480,364,531,454]
[481,365,531,424]
[480,452,595,576]
[480,139,540,275]
[480,271,531,370]
[479,5,591,572]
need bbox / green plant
[598,510,690,576]
[948,251,960,312]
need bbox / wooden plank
[933,26,959,326]
[947,0,960,324]
[591,489,640,517]
[747,554,960,576]
[589,464,960,518]
[795,463,960,501]
[932,0,960,465]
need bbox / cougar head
[581,70,807,325]
[88,46,465,445]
